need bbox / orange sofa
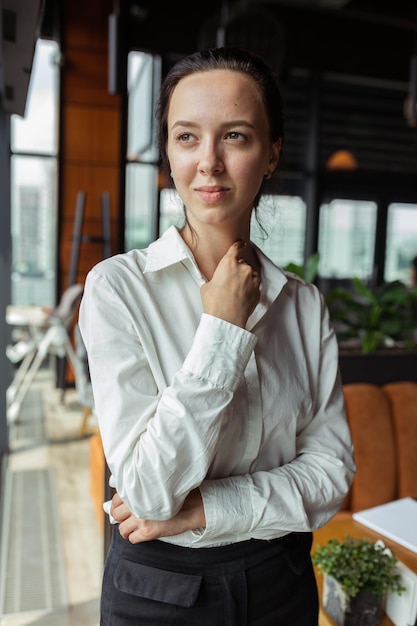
[89,381,417,533]
[336,381,417,515]
[89,432,105,533]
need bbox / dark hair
[156,47,285,176]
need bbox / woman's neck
[179,223,259,281]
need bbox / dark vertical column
[304,68,322,263]
[374,198,388,286]
[115,0,128,254]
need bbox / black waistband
[110,527,311,575]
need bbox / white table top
[6,305,51,327]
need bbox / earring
[264,172,271,180]
[170,171,173,178]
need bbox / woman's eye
[226,131,246,141]
[177,132,195,143]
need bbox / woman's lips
[195,186,228,204]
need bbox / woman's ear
[268,138,282,175]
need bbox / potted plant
[284,255,417,354]
[325,277,417,354]
[312,535,406,626]
[284,255,417,382]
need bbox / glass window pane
[125,51,162,250]
[385,203,417,285]
[127,51,160,163]
[318,199,377,280]
[11,155,58,307]
[251,195,306,266]
[11,39,59,155]
[125,163,159,249]
[159,188,184,234]
[10,37,59,308]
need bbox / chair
[6,284,84,424]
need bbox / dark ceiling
[4,0,417,117]
[121,0,417,83]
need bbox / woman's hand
[200,241,261,328]
[110,488,206,544]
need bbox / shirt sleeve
[78,266,258,520]
[196,292,356,543]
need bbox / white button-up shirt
[79,226,355,548]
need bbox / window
[10,38,59,307]
[125,51,161,250]
[251,195,306,267]
[159,188,184,234]
[385,203,417,285]
[318,199,377,281]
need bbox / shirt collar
[251,244,288,317]
[144,225,288,303]
[144,226,197,273]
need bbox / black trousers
[101,527,319,625]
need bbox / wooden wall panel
[61,48,117,107]
[62,163,120,217]
[59,0,123,384]
[59,232,117,289]
[63,105,121,164]
[63,0,110,51]
[60,0,123,293]
[60,216,119,245]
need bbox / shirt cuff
[193,477,253,543]
[182,314,258,392]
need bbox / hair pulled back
[156,47,284,175]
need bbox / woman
[79,47,355,625]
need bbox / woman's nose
[197,141,224,175]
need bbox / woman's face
[166,69,281,233]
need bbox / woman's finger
[111,492,123,506]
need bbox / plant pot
[338,350,417,385]
[323,574,384,626]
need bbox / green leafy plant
[284,252,320,283]
[325,277,417,353]
[312,535,406,599]
[283,252,417,353]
